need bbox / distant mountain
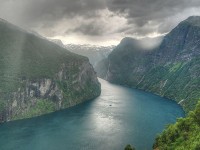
[49,40,114,71]
[100,16,200,112]
[0,19,100,123]
[65,44,114,68]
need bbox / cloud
[0,0,200,45]
[0,0,106,27]
[67,22,104,36]
[106,0,200,35]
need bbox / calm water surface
[0,79,184,150]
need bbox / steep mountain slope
[95,58,110,78]
[0,19,101,122]
[153,100,200,150]
[101,16,200,112]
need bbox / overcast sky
[1,0,200,46]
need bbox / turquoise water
[0,79,184,150]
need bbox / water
[0,79,184,150]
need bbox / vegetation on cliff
[124,144,135,150]
[0,19,101,122]
[153,100,200,150]
[97,16,200,112]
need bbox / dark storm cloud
[0,0,200,43]
[23,0,105,22]
[0,0,106,27]
[108,0,200,20]
[106,0,200,34]
[9,0,105,22]
[66,21,105,36]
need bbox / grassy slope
[136,59,200,112]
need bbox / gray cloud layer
[0,0,200,45]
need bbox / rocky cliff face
[100,16,200,112]
[0,19,100,123]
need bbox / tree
[124,144,135,150]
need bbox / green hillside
[0,19,101,122]
[98,16,200,112]
[153,100,200,150]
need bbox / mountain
[153,101,200,150]
[65,44,114,68]
[99,16,200,112]
[49,40,114,73]
[49,39,66,48]
[0,19,101,123]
